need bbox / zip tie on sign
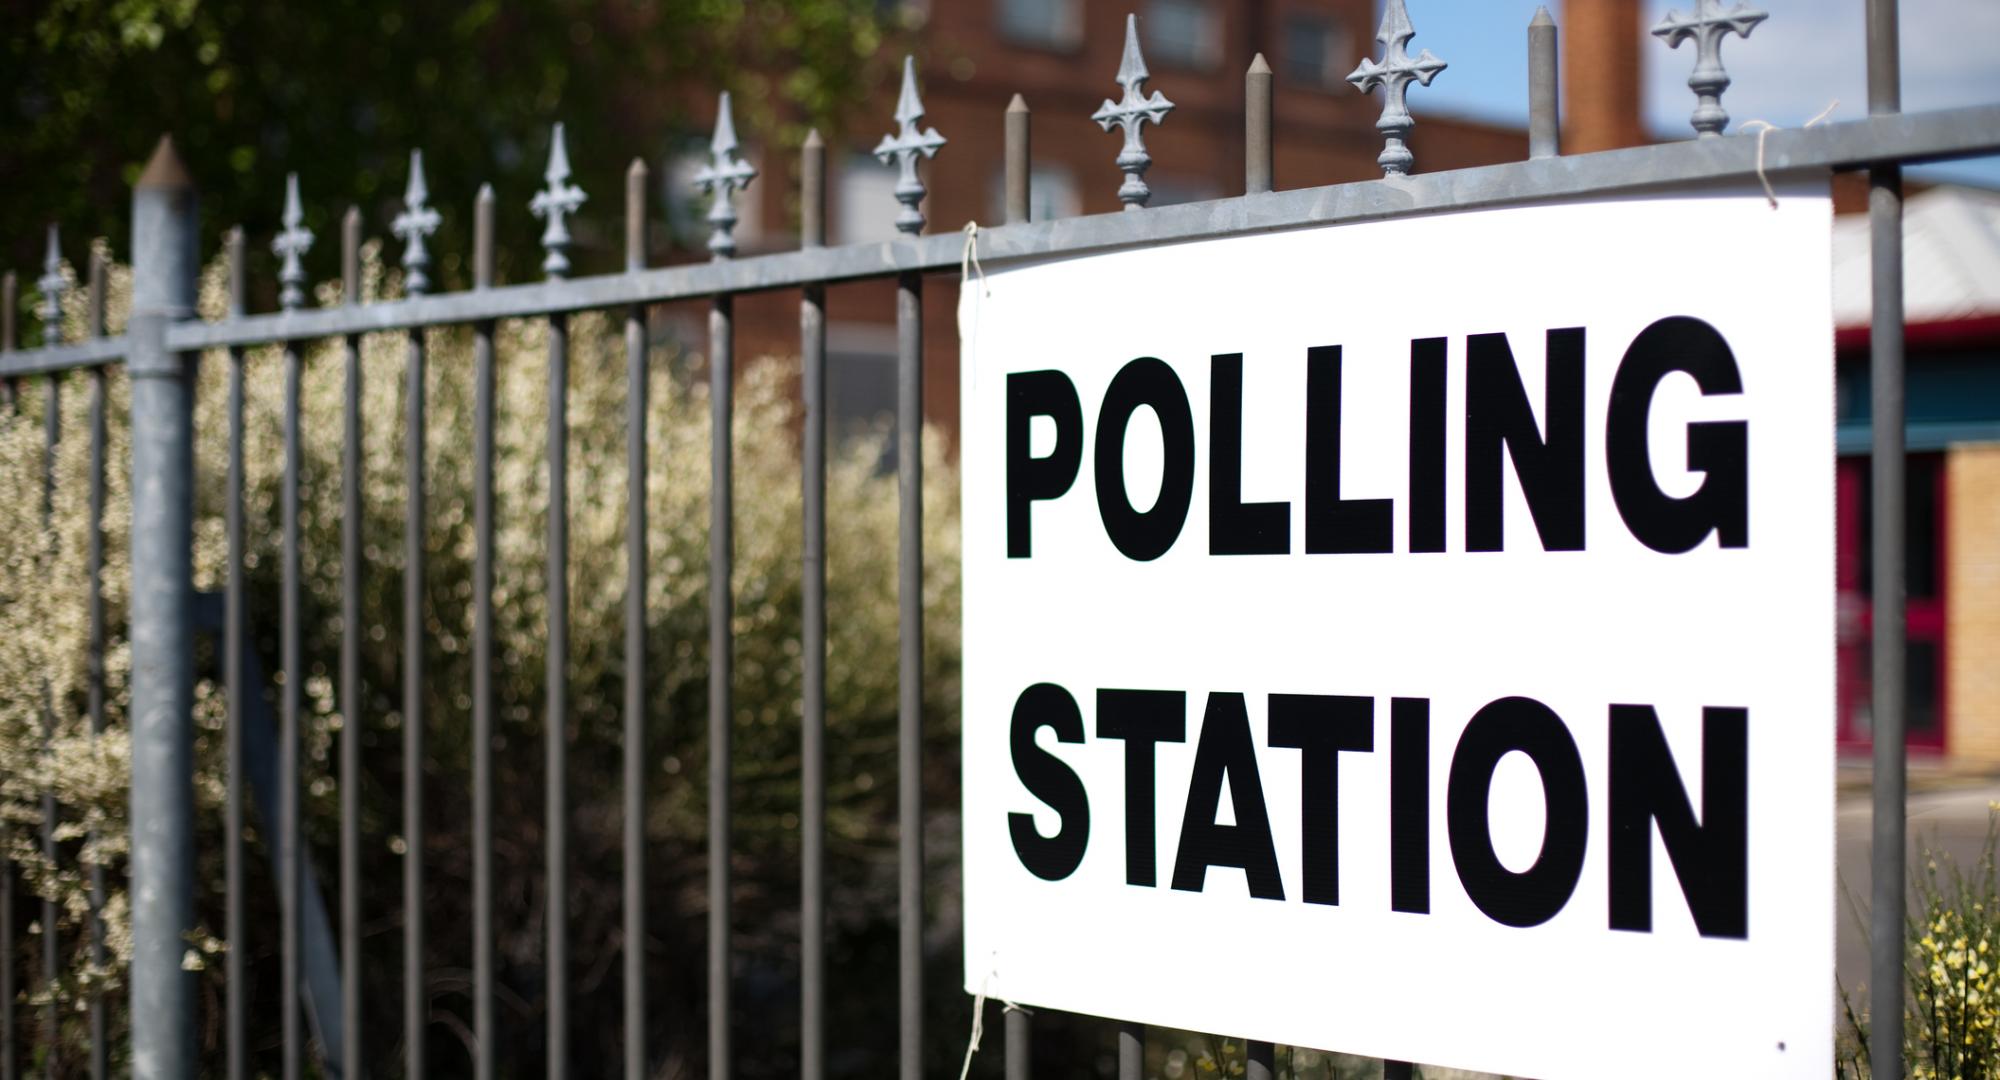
[962,221,990,298]
[1739,100,1839,209]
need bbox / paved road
[1836,778,2000,1008]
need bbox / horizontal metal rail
[2,103,1992,383]
[162,104,2000,347]
[0,336,125,376]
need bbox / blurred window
[837,152,902,244]
[999,0,1083,49]
[990,164,1082,223]
[1281,12,1349,88]
[1145,0,1221,69]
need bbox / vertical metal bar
[896,267,924,1080]
[546,308,570,1080]
[707,291,734,1080]
[1,265,13,1080]
[1117,1022,1141,1080]
[40,244,64,1079]
[1245,54,1273,194]
[128,134,199,1080]
[1004,97,1031,225]
[2,783,11,1080]
[406,320,429,1078]
[623,158,650,1080]
[282,335,304,1080]
[1866,3,1906,1080]
[1245,1041,1273,1080]
[1528,7,1560,160]
[223,228,248,1080]
[471,184,497,1080]
[799,129,828,1080]
[338,205,364,1080]
[1003,1009,1028,1080]
[85,248,108,1080]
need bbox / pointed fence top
[1092,13,1174,210]
[39,224,66,328]
[137,134,193,190]
[1347,0,1446,177]
[273,173,314,311]
[1114,12,1150,88]
[695,91,758,258]
[873,56,947,235]
[1654,0,1768,137]
[1531,5,1556,28]
[530,122,588,279]
[392,148,442,296]
[34,225,68,337]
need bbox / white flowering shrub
[1,242,963,1076]
[1841,811,2000,1079]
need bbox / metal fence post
[799,128,828,1080]
[1866,1,1907,1078]
[126,134,200,1080]
[1,267,15,1080]
[1528,7,1561,159]
[624,154,650,1080]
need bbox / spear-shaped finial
[1653,0,1768,138]
[873,56,948,234]
[694,92,758,259]
[273,173,314,311]
[530,122,588,279]
[1347,0,1447,177]
[38,224,66,331]
[392,149,442,296]
[1092,14,1174,210]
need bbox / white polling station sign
[956,185,1835,1080]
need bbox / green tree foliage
[1,0,911,322]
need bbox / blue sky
[1389,0,2000,187]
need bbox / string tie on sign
[961,220,991,298]
[958,956,1030,1080]
[1738,100,1839,209]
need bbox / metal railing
[0,0,1995,1077]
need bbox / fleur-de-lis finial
[1092,15,1174,210]
[529,122,588,279]
[273,173,314,311]
[694,92,757,259]
[873,56,947,234]
[1347,0,1447,177]
[1653,0,1768,138]
[392,149,442,296]
[38,224,65,330]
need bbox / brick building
[675,0,1526,445]
[1830,185,2000,766]
[678,0,2000,763]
